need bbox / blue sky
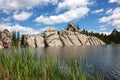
[0,0,120,34]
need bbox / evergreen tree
[21,35,25,46]
[17,32,20,46]
[12,31,17,46]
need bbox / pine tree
[12,31,17,46]
[21,35,25,46]
[17,32,20,46]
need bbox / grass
[0,48,104,80]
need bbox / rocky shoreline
[24,23,105,47]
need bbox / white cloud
[99,31,111,35]
[2,9,11,14]
[106,9,113,14]
[35,7,89,24]
[35,0,90,24]
[0,17,11,22]
[0,0,58,11]
[13,11,32,21]
[0,24,39,34]
[109,0,120,4]
[99,26,107,31]
[56,0,90,11]
[99,7,120,28]
[92,8,104,14]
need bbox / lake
[7,45,120,80]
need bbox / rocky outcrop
[59,30,81,46]
[24,35,44,47]
[85,36,105,45]
[24,23,105,47]
[75,32,88,45]
[0,41,4,48]
[44,27,63,47]
[0,29,12,48]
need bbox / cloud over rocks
[0,24,39,34]
[35,0,90,24]
[99,7,120,28]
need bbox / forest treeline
[81,29,120,44]
[12,31,25,46]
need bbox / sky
[0,0,120,35]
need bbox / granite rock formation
[0,29,12,48]
[24,23,105,47]
[44,27,63,47]
[24,35,44,47]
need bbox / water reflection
[5,45,120,80]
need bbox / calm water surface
[9,45,120,80]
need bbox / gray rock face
[25,35,44,47]
[59,30,73,46]
[59,30,81,46]
[75,32,88,45]
[44,27,63,47]
[0,41,3,49]
[86,36,105,45]
[25,36,36,47]
[35,35,45,47]
[0,29,12,48]
[24,23,105,47]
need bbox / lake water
[8,45,120,80]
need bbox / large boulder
[0,41,3,49]
[44,27,63,47]
[35,35,45,47]
[59,30,81,46]
[25,36,36,47]
[0,29,12,48]
[25,35,44,47]
[59,30,73,46]
[66,23,80,32]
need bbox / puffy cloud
[35,0,90,24]
[0,0,58,11]
[56,0,90,11]
[88,29,110,35]
[99,26,107,31]
[0,24,39,34]
[99,7,120,28]
[99,31,111,35]
[106,9,113,14]
[0,17,11,22]
[35,7,89,24]
[13,11,32,21]
[109,0,120,4]
[92,8,104,14]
